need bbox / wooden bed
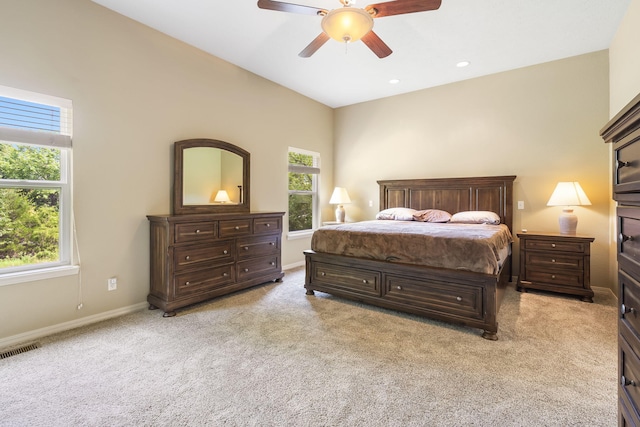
[303,175,516,340]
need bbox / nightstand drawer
[525,252,584,270]
[524,239,587,253]
[524,269,584,287]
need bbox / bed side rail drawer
[382,274,484,320]
[310,262,381,297]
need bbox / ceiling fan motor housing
[321,7,374,43]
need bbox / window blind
[0,85,72,148]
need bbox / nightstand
[517,232,595,302]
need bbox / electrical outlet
[517,201,525,210]
[107,277,117,291]
[368,200,373,207]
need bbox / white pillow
[376,207,417,221]
[449,210,501,225]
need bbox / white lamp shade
[213,190,231,203]
[547,182,592,206]
[321,7,374,43]
[329,187,351,205]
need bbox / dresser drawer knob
[244,268,249,272]
[270,262,275,266]
[321,272,326,276]
[362,279,368,284]
[195,229,200,234]
[185,255,190,260]
[456,296,462,302]
[622,375,636,387]
[223,272,228,277]
[622,303,636,315]
[551,259,556,263]
[620,233,634,243]
[551,243,556,248]
[618,160,631,169]
[235,226,240,230]
[185,281,190,286]
[551,275,556,279]
[396,285,401,290]
[244,246,249,251]
[266,223,271,227]
[270,242,275,246]
[223,250,228,254]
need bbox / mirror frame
[173,138,250,215]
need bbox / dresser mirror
[173,139,250,214]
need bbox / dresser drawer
[174,241,234,272]
[620,270,640,345]
[525,252,584,270]
[615,127,640,193]
[236,235,279,259]
[174,222,216,243]
[524,239,586,253]
[253,217,282,235]
[174,265,235,298]
[237,255,280,281]
[619,208,640,272]
[310,262,380,297]
[620,334,640,420]
[219,219,252,237]
[382,275,484,320]
[524,268,584,288]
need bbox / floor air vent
[0,342,40,360]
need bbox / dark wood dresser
[601,92,640,426]
[517,232,594,302]
[147,212,285,316]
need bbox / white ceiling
[91,0,630,108]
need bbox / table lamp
[546,182,591,234]
[329,187,351,223]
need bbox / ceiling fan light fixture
[321,7,374,43]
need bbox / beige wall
[333,51,612,290]
[0,0,333,340]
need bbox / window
[0,85,73,277]
[288,147,320,234]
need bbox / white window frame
[287,147,320,239]
[0,85,77,285]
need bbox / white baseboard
[283,260,305,270]
[0,302,148,350]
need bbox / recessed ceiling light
[456,61,470,68]
[389,79,400,84]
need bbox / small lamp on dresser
[546,181,592,234]
[329,187,351,223]
[213,189,231,204]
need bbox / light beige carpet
[0,267,617,426]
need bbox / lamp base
[558,208,578,234]
[335,205,345,223]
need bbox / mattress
[311,220,513,275]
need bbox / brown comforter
[311,220,513,275]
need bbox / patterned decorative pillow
[412,209,452,223]
[375,207,417,221]
[449,210,501,225]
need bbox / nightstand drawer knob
[551,275,556,279]
[456,296,462,302]
[223,272,228,277]
[185,281,190,286]
[551,243,556,248]
[551,259,556,263]
[185,255,190,260]
[235,226,240,230]
[223,250,228,254]
[321,272,326,276]
[396,285,402,290]
[244,246,249,251]
[622,303,636,315]
[362,279,368,284]
[266,223,271,227]
[622,375,636,387]
[195,229,200,234]
[270,262,275,266]
[620,233,634,243]
[244,268,249,272]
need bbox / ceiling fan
[257,0,442,58]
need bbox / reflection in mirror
[183,148,243,205]
[173,139,250,215]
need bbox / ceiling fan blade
[299,33,330,58]
[361,31,392,58]
[257,0,327,16]
[365,0,441,18]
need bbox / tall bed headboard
[378,175,516,231]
